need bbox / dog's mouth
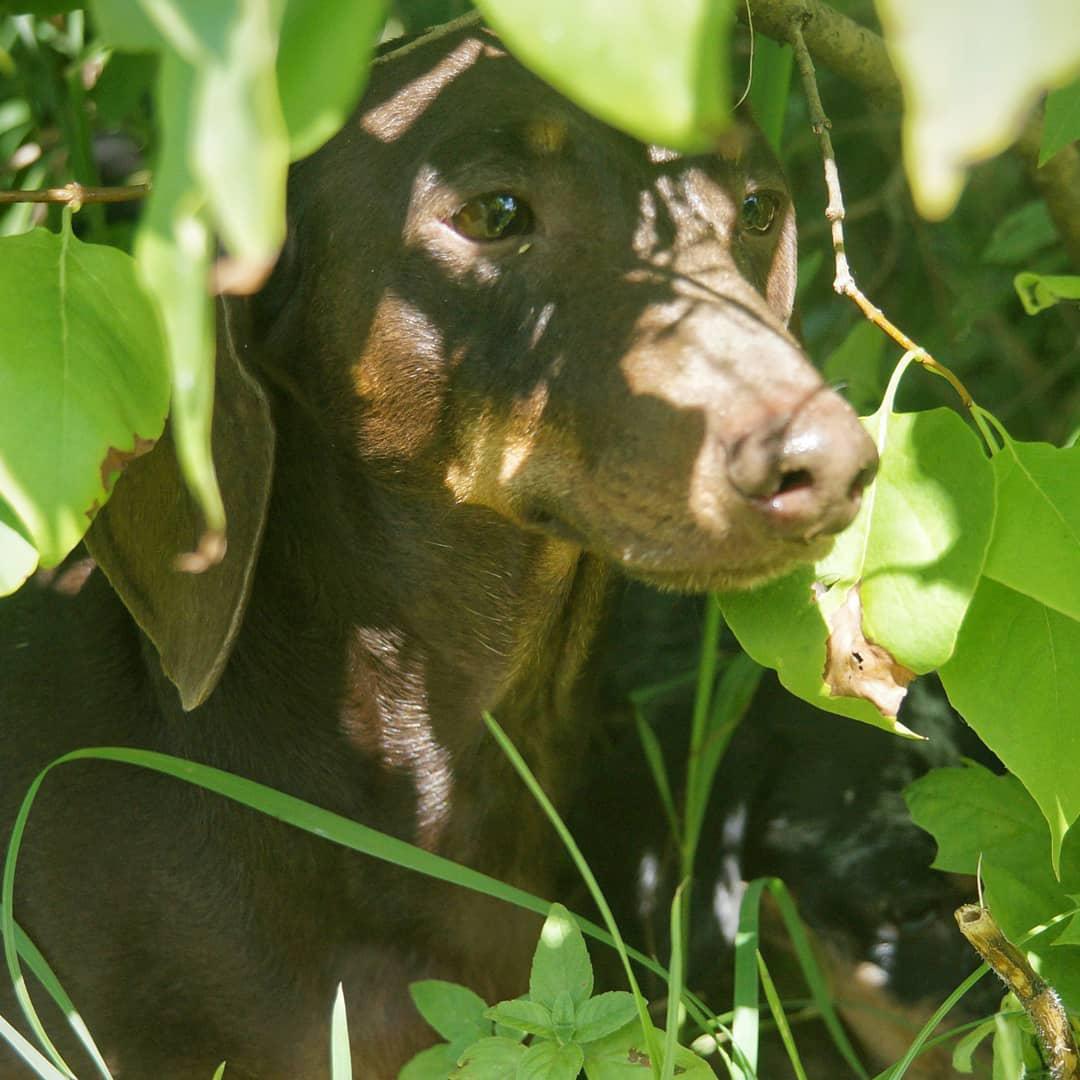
[517,500,828,591]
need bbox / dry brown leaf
[822,586,916,720]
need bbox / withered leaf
[823,586,916,720]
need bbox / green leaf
[517,1039,584,1080]
[1014,271,1080,314]
[981,201,1058,265]
[722,408,994,730]
[0,225,169,573]
[983,439,1080,621]
[411,980,491,1044]
[875,0,1080,218]
[529,903,593,1009]
[747,33,793,154]
[940,578,1080,870]
[991,1004,1026,1080]
[822,321,888,416]
[134,52,222,535]
[0,500,37,596]
[906,763,1048,875]
[277,0,386,160]
[818,407,994,669]
[906,763,1080,943]
[551,990,576,1045]
[451,1036,528,1078]
[1040,75,1080,166]
[89,0,164,50]
[473,0,734,152]
[330,983,351,1079]
[573,993,639,1045]
[186,0,289,274]
[1039,946,1080,1013]
[485,999,555,1039]
[951,1017,997,1074]
[583,1022,712,1079]
[400,1043,460,1080]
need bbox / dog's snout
[727,390,879,539]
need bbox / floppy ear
[87,299,275,711]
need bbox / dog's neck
[228,437,612,854]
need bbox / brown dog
[0,18,876,1079]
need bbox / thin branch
[744,0,1080,269]
[786,11,1000,450]
[0,182,149,208]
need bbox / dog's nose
[726,390,879,539]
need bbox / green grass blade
[766,880,869,1079]
[483,713,663,1079]
[731,878,766,1079]
[633,705,681,843]
[0,1010,68,1080]
[6,916,113,1080]
[756,950,808,1080]
[210,1064,226,1079]
[661,880,688,1080]
[683,652,762,868]
[870,966,989,1080]
[330,983,352,1079]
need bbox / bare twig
[956,903,1079,1080]
[744,0,1080,269]
[786,12,984,425]
[0,181,149,209]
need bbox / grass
[0,597,1001,1079]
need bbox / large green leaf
[0,225,169,578]
[277,0,386,160]
[721,408,994,731]
[875,0,1080,218]
[906,763,1080,1010]
[134,51,222,537]
[473,0,734,151]
[940,577,1080,870]
[1040,74,1080,166]
[983,439,1080,621]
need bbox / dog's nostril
[776,468,813,496]
[850,461,878,501]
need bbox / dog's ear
[87,299,275,711]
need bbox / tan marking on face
[445,381,552,507]
[525,115,569,155]
[361,38,484,142]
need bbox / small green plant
[400,903,711,1080]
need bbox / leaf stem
[0,183,150,207]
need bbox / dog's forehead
[363,28,781,194]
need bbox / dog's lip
[517,499,827,586]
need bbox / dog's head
[90,22,877,707]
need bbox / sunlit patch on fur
[525,115,569,155]
[362,39,483,142]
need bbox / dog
[0,18,876,1078]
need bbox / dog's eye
[452,193,534,242]
[741,191,780,233]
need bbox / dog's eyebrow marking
[362,38,484,142]
[525,115,569,155]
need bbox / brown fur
[0,21,875,1079]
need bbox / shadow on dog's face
[255,26,876,593]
